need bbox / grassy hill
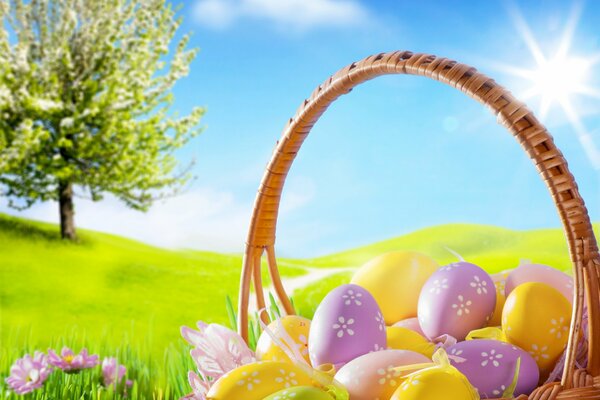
[0,214,598,397]
[291,223,600,317]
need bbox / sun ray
[505,3,546,65]
[499,1,600,173]
[555,2,582,60]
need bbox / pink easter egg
[335,349,430,400]
[505,262,573,303]
[309,284,386,369]
[447,339,539,397]
[418,261,496,341]
[392,317,426,337]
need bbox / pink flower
[101,357,126,387]
[48,347,99,372]
[5,351,53,394]
[181,371,210,400]
[181,321,255,380]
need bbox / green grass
[0,214,598,397]
[292,223,600,318]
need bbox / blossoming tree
[0,0,203,240]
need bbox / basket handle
[237,51,600,386]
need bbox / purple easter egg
[418,261,496,340]
[447,340,540,397]
[309,284,386,369]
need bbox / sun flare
[497,4,600,171]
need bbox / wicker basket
[236,51,600,399]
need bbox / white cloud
[193,0,369,31]
[0,180,316,253]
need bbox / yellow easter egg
[206,361,314,400]
[263,386,333,400]
[256,316,311,364]
[502,282,571,376]
[386,327,435,358]
[488,278,506,327]
[351,251,439,324]
[391,366,478,400]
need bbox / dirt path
[248,266,356,314]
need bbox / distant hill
[290,223,600,317]
[1,213,598,352]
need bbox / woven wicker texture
[237,51,600,398]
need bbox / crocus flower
[181,321,255,380]
[182,371,210,400]
[48,347,99,372]
[5,351,52,394]
[101,357,126,387]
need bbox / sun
[524,54,592,118]
[495,3,600,171]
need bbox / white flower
[332,316,355,338]
[429,278,449,295]
[377,364,401,386]
[492,385,506,396]
[274,369,298,388]
[529,344,550,361]
[481,349,503,367]
[342,289,363,306]
[442,263,460,271]
[400,377,421,391]
[470,275,488,295]
[375,311,385,331]
[448,348,467,363]
[296,334,308,356]
[451,295,472,316]
[236,371,260,391]
[549,317,568,339]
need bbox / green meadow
[0,213,597,398]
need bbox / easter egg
[309,284,386,369]
[351,251,439,324]
[335,349,430,400]
[488,274,507,327]
[387,327,435,358]
[505,262,573,303]
[390,366,478,400]
[263,386,333,400]
[393,317,426,337]
[418,261,496,341]
[206,361,313,399]
[447,339,539,397]
[502,282,572,376]
[256,315,311,364]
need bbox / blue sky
[6,0,600,257]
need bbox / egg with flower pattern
[335,349,430,400]
[502,282,571,377]
[447,339,539,397]
[256,316,311,364]
[263,386,334,400]
[206,361,314,399]
[308,284,387,369]
[418,261,496,341]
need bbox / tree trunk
[59,181,77,241]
